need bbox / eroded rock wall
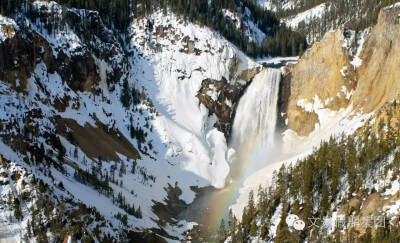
[352,6,400,112]
[281,5,400,137]
[281,30,354,136]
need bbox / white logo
[286,214,299,226]
[293,219,306,230]
[286,214,305,231]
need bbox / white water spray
[231,68,281,150]
[179,69,282,225]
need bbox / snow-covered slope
[221,8,267,45]
[128,10,260,190]
[277,0,400,43]
[256,0,296,12]
[283,3,327,29]
[0,1,262,241]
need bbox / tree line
[275,0,400,43]
[218,102,400,242]
[1,0,307,58]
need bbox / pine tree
[120,79,131,108]
[274,208,298,243]
[218,219,226,243]
[249,219,258,236]
[321,182,329,216]
[331,151,340,199]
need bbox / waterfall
[230,68,281,150]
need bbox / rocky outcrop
[197,67,261,137]
[281,4,400,137]
[0,4,126,93]
[56,50,100,92]
[352,5,400,112]
[197,78,241,136]
[281,29,355,136]
[0,19,16,40]
[239,67,261,81]
[0,32,38,92]
[0,30,100,92]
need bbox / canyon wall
[280,4,400,136]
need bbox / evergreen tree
[321,182,329,216]
[217,219,226,243]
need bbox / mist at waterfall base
[201,68,283,235]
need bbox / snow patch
[268,204,282,239]
[283,3,327,29]
[0,15,18,42]
[382,179,400,196]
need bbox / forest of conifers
[0,0,308,58]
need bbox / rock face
[280,4,400,136]
[0,29,101,92]
[196,67,261,137]
[0,32,39,92]
[281,29,354,136]
[352,5,400,112]
[0,4,126,93]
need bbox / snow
[0,163,35,243]
[257,0,295,12]
[0,5,261,236]
[285,101,371,155]
[351,55,363,68]
[225,99,233,108]
[383,199,400,215]
[384,2,400,10]
[283,3,327,29]
[32,0,62,12]
[0,15,18,42]
[350,29,368,68]
[129,10,259,191]
[256,0,275,10]
[27,2,84,57]
[382,180,400,196]
[231,97,372,217]
[340,66,348,77]
[256,56,299,66]
[205,128,230,180]
[1,0,386,240]
[244,18,267,45]
[220,8,266,45]
[268,204,282,239]
[341,85,353,100]
[221,9,241,29]
[206,85,220,101]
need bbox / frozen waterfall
[230,68,281,150]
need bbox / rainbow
[200,68,282,237]
[203,133,278,237]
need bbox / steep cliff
[352,4,400,112]
[281,29,355,136]
[281,4,400,137]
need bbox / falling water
[179,68,282,234]
[230,68,281,150]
